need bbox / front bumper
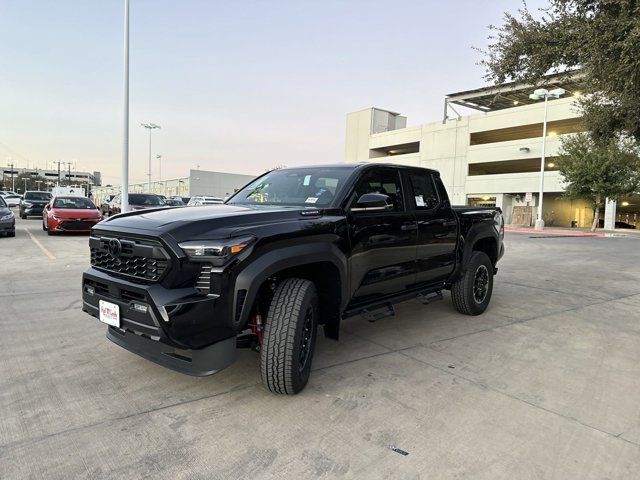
[52,218,101,232]
[0,218,14,232]
[82,267,237,375]
[23,206,45,216]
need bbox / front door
[347,167,418,306]
[404,169,457,286]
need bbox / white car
[187,196,224,206]
[3,195,22,207]
[0,191,18,197]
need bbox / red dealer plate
[99,300,120,327]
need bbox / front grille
[90,235,170,283]
[60,220,96,230]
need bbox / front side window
[227,167,352,207]
[0,197,6,207]
[407,172,439,210]
[352,168,405,212]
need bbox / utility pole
[36,180,42,191]
[23,178,28,193]
[9,163,15,192]
[140,123,161,192]
[57,161,61,186]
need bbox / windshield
[53,197,96,209]
[25,192,52,201]
[129,194,165,206]
[227,167,352,207]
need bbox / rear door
[404,169,457,286]
[347,167,418,305]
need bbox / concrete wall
[345,99,583,223]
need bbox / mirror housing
[351,193,393,212]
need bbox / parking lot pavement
[2,214,640,479]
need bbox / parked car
[105,193,166,216]
[3,194,22,208]
[598,218,637,229]
[0,196,15,237]
[43,196,102,235]
[187,196,224,206]
[164,198,185,206]
[19,191,52,218]
[82,163,504,395]
[0,190,18,197]
[100,195,115,215]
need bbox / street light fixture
[528,87,565,229]
[141,123,161,192]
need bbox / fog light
[85,285,95,295]
[132,303,148,314]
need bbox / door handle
[401,223,418,231]
[441,220,457,227]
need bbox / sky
[0,0,546,186]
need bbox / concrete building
[1,166,101,189]
[345,77,635,229]
[91,169,256,204]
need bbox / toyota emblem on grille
[108,238,122,257]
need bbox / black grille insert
[90,235,170,282]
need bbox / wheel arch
[234,243,348,339]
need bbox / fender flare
[233,242,349,329]
[452,224,499,282]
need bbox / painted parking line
[25,228,56,260]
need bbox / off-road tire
[260,278,318,395]
[451,251,494,316]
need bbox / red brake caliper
[250,313,264,346]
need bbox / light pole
[140,123,161,192]
[23,178,28,193]
[121,0,130,213]
[156,154,162,181]
[529,87,565,229]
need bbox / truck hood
[95,204,313,241]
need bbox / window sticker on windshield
[303,175,311,186]
[305,197,318,204]
[415,195,425,207]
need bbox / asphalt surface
[2,212,640,479]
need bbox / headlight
[52,215,60,220]
[22,202,32,208]
[179,236,255,263]
[0,212,14,221]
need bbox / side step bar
[417,290,443,305]
[361,303,395,322]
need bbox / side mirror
[351,193,393,212]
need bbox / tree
[556,133,640,230]
[13,172,49,193]
[480,0,640,142]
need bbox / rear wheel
[260,278,318,395]
[451,251,494,315]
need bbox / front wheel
[260,278,318,395]
[451,251,494,315]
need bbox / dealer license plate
[99,300,120,327]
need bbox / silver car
[0,196,15,237]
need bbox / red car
[43,196,103,235]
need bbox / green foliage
[11,172,49,192]
[556,132,640,207]
[481,0,640,141]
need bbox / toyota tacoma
[82,163,504,394]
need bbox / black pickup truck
[82,163,504,394]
